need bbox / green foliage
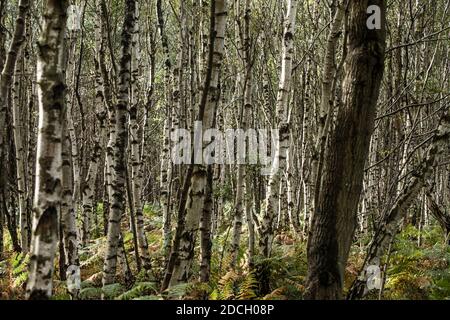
[213,270,239,300]
[10,252,29,288]
[382,225,450,300]
[79,287,102,300]
[207,227,306,300]
[424,242,450,300]
[12,272,28,289]
[385,272,430,300]
[237,272,258,300]
[79,239,107,280]
[185,282,211,300]
[134,268,157,283]
[251,242,307,299]
[81,280,95,289]
[143,204,163,229]
[102,283,126,299]
[96,202,104,214]
[146,230,163,246]
[429,271,450,300]
[163,283,193,300]
[213,181,233,203]
[2,230,13,252]
[161,281,213,300]
[210,270,260,300]
[123,231,136,254]
[86,203,104,238]
[116,282,158,300]
[143,204,158,218]
[51,281,72,300]
[133,295,163,300]
[51,293,72,300]
[4,210,448,301]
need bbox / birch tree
[348,111,450,299]
[26,0,68,299]
[102,0,137,287]
[259,0,297,258]
[0,0,31,253]
[168,0,228,287]
[128,0,151,270]
[61,115,80,299]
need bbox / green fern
[10,252,29,288]
[116,282,158,300]
[164,282,193,299]
[209,270,238,300]
[237,272,258,300]
[102,283,125,299]
[133,295,163,300]
[80,287,102,300]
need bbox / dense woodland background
[0,0,449,300]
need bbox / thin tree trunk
[96,0,113,237]
[230,0,253,269]
[61,116,80,299]
[129,1,151,270]
[168,0,228,287]
[157,0,174,260]
[0,0,5,257]
[425,185,450,245]
[259,0,297,258]
[102,0,136,287]
[348,112,450,299]
[80,14,107,244]
[12,53,30,253]
[200,167,213,282]
[0,0,31,240]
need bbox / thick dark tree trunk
[306,0,386,300]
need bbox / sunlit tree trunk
[102,0,136,287]
[129,0,151,270]
[157,0,174,259]
[230,0,253,268]
[168,0,228,287]
[259,0,297,258]
[80,9,107,244]
[61,116,80,299]
[26,0,68,299]
[12,54,30,253]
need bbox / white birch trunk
[169,0,228,286]
[259,0,297,258]
[26,0,68,299]
[102,0,136,287]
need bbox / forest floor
[1,205,450,300]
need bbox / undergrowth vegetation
[1,204,450,300]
